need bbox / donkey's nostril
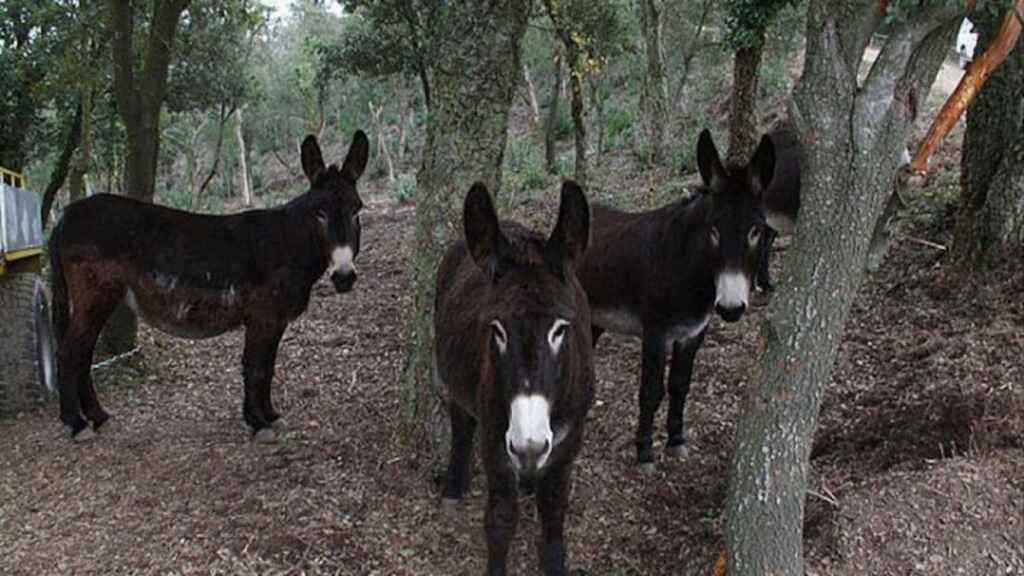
[715,302,746,322]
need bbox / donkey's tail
[49,219,69,342]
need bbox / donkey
[435,181,594,576]
[755,128,910,291]
[756,128,800,292]
[576,129,775,468]
[49,131,369,442]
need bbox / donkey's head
[696,129,775,322]
[465,181,590,479]
[301,130,370,293]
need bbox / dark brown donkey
[49,131,369,442]
[435,181,594,576]
[577,129,776,468]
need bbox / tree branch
[911,0,1024,175]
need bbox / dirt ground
[2,64,1022,576]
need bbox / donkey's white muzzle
[506,394,554,474]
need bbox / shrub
[391,173,417,205]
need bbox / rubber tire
[0,273,57,418]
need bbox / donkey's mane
[498,220,549,268]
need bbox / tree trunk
[401,0,531,464]
[589,76,606,155]
[638,0,668,165]
[726,39,766,165]
[672,0,713,111]
[68,88,95,205]
[952,8,1024,265]
[234,107,252,207]
[105,0,190,354]
[523,60,541,129]
[40,101,83,228]
[369,101,396,183]
[198,104,235,198]
[545,45,563,174]
[544,0,588,186]
[725,4,965,575]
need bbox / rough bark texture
[726,40,765,165]
[953,8,1024,265]
[545,46,563,174]
[725,3,965,575]
[400,0,531,463]
[638,0,668,165]
[234,108,251,207]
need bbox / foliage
[724,0,800,50]
[391,172,417,205]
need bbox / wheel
[0,273,57,418]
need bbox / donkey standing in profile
[577,129,776,468]
[435,181,594,576]
[49,131,369,442]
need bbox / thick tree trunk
[545,46,563,174]
[638,0,668,165]
[725,3,964,575]
[234,107,251,207]
[401,0,531,463]
[953,9,1024,265]
[105,0,190,353]
[726,39,766,165]
[68,88,95,205]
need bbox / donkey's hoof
[70,427,97,443]
[94,418,116,434]
[270,417,288,431]
[637,461,657,474]
[440,498,462,513]
[252,428,278,444]
[665,443,689,459]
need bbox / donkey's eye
[709,226,720,247]
[548,319,570,354]
[748,226,761,246]
[490,320,508,354]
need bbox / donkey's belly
[593,307,710,352]
[125,285,243,340]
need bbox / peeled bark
[523,60,541,128]
[401,0,531,463]
[952,6,1024,265]
[725,3,965,575]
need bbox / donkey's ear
[301,135,326,185]
[340,130,370,183]
[696,129,726,191]
[750,133,776,195]
[546,180,591,271]
[464,182,509,278]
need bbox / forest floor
[1,59,1022,576]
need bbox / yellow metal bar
[0,166,27,189]
[1,247,43,264]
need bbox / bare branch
[910,0,1024,175]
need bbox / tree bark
[952,7,1024,265]
[369,101,396,183]
[725,3,965,575]
[545,45,564,174]
[234,107,252,207]
[523,60,541,129]
[68,88,95,205]
[544,0,588,186]
[401,0,531,464]
[726,39,766,165]
[638,0,668,165]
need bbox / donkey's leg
[636,330,668,467]
[441,401,477,505]
[483,463,519,576]
[535,462,573,576]
[257,333,284,429]
[756,227,778,292]
[665,328,707,458]
[58,290,118,439]
[590,326,604,348]
[241,323,286,442]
